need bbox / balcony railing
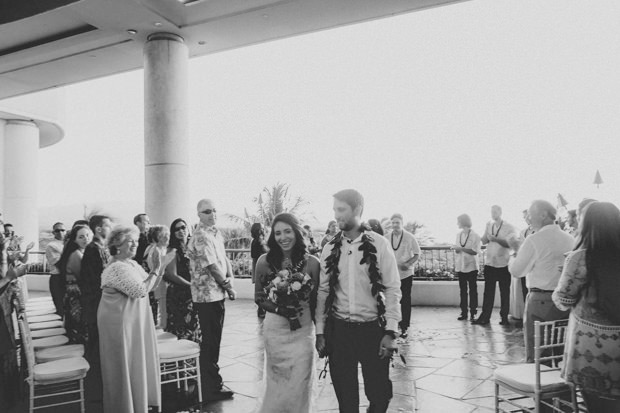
[26,245,486,280]
[226,246,487,279]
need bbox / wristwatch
[384,330,397,340]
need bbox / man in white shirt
[45,222,66,315]
[316,189,401,413]
[473,205,517,326]
[385,213,420,338]
[509,200,573,362]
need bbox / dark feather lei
[324,224,387,327]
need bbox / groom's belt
[332,316,379,328]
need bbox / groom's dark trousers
[329,318,392,413]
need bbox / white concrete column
[144,32,190,226]
[0,119,5,216]
[3,120,40,248]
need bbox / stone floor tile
[415,389,476,413]
[405,355,453,369]
[416,374,484,399]
[433,359,494,380]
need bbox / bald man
[187,199,237,401]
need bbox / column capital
[6,119,38,128]
[147,32,184,44]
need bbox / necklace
[324,227,386,328]
[459,230,471,247]
[492,220,503,237]
[391,231,404,251]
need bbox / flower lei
[324,224,387,328]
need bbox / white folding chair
[17,317,89,412]
[36,344,85,363]
[29,320,64,331]
[156,328,178,343]
[494,319,579,412]
[158,339,202,412]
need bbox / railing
[225,246,487,279]
[26,245,486,279]
[20,251,51,274]
[414,246,486,279]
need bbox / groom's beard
[339,220,357,232]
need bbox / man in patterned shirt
[188,199,237,401]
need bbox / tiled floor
[199,301,525,413]
[12,298,527,412]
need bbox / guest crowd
[0,191,618,413]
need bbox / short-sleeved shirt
[45,239,64,275]
[454,229,481,273]
[385,230,420,279]
[187,223,227,303]
[482,220,517,268]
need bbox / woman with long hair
[164,218,201,343]
[57,224,93,344]
[553,201,620,412]
[253,213,320,412]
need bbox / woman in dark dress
[250,223,268,318]
[164,218,201,343]
[58,224,93,344]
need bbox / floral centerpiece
[263,258,313,330]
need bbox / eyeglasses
[174,225,187,232]
[200,208,216,215]
[53,229,66,233]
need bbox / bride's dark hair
[266,213,307,270]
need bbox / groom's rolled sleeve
[378,239,402,332]
[315,244,332,334]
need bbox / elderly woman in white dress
[97,225,171,413]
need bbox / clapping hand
[7,263,27,280]
[25,241,34,251]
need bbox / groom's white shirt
[315,231,402,334]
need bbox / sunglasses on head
[174,225,187,231]
[200,208,216,215]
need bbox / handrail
[27,244,486,279]
[224,245,487,279]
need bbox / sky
[35,0,620,243]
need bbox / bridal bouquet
[263,263,313,331]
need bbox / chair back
[534,319,569,391]
[16,316,36,384]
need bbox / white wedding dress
[255,300,317,413]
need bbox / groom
[316,189,402,413]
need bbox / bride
[254,213,320,413]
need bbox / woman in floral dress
[253,213,320,413]
[164,218,201,343]
[552,201,620,413]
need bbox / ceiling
[0,0,467,101]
